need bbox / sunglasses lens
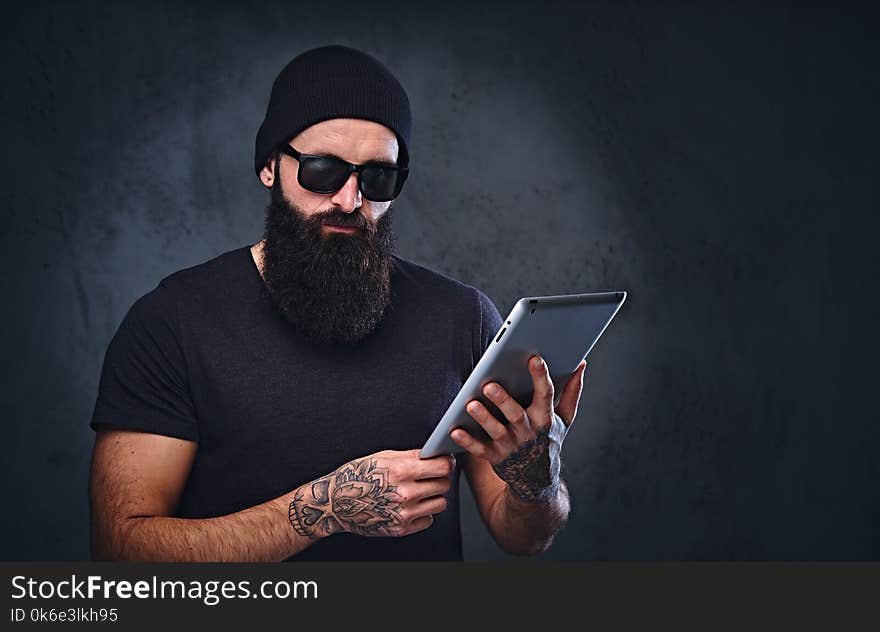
[293,151,406,201]
[361,165,403,202]
[298,157,348,193]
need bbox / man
[88,45,587,561]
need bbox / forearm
[488,479,570,556]
[96,487,317,562]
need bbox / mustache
[310,208,372,232]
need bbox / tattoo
[289,458,403,538]
[493,416,567,503]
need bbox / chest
[184,307,468,488]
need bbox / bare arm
[453,356,587,556]
[89,429,453,561]
[89,428,309,561]
[463,452,569,555]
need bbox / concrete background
[1,0,877,560]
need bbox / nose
[329,172,362,212]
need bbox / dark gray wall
[1,1,877,561]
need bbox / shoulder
[394,255,501,329]
[156,247,248,296]
[124,246,249,324]
[391,254,488,304]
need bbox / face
[256,118,401,345]
[259,118,400,227]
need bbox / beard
[259,171,396,346]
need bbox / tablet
[419,290,627,458]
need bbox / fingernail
[484,383,497,395]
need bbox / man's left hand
[450,355,587,503]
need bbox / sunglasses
[278,144,409,202]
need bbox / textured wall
[1,1,877,561]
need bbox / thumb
[554,360,586,426]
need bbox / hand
[451,355,587,502]
[288,449,455,539]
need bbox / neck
[250,240,266,279]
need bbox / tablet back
[420,291,626,458]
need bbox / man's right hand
[287,449,454,539]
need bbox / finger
[412,451,456,479]
[399,514,434,537]
[450,428,491,460]
[407,495,448,520]
[555,359,587,426]
[482,382,534,444]
[466,399,513,447]
[528,355,555,410]
[402,476,452,501]
[527,355,555,432]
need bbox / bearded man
[88,45,587,561]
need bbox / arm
[90,428,308,561]
[90,429,454,562]
[454,356,587,556]
[462,452,570,556]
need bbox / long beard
[259,176,396,345]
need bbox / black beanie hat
[254,45,412,179]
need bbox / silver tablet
[420,291,627,458]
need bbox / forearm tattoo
[493,417,567,503]
[289,458,404,538]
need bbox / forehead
[292,118,399,161]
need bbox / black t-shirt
[89,245,503,561]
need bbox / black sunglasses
[278,145,409,202]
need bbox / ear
[259,155,275,189]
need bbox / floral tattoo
[492,416,567,503]
[289,458,404,538]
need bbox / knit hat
[254,45,412,179]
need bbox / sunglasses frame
[278,144,409,202]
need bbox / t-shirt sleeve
[471,287,505,366]
[89,283,199,442]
